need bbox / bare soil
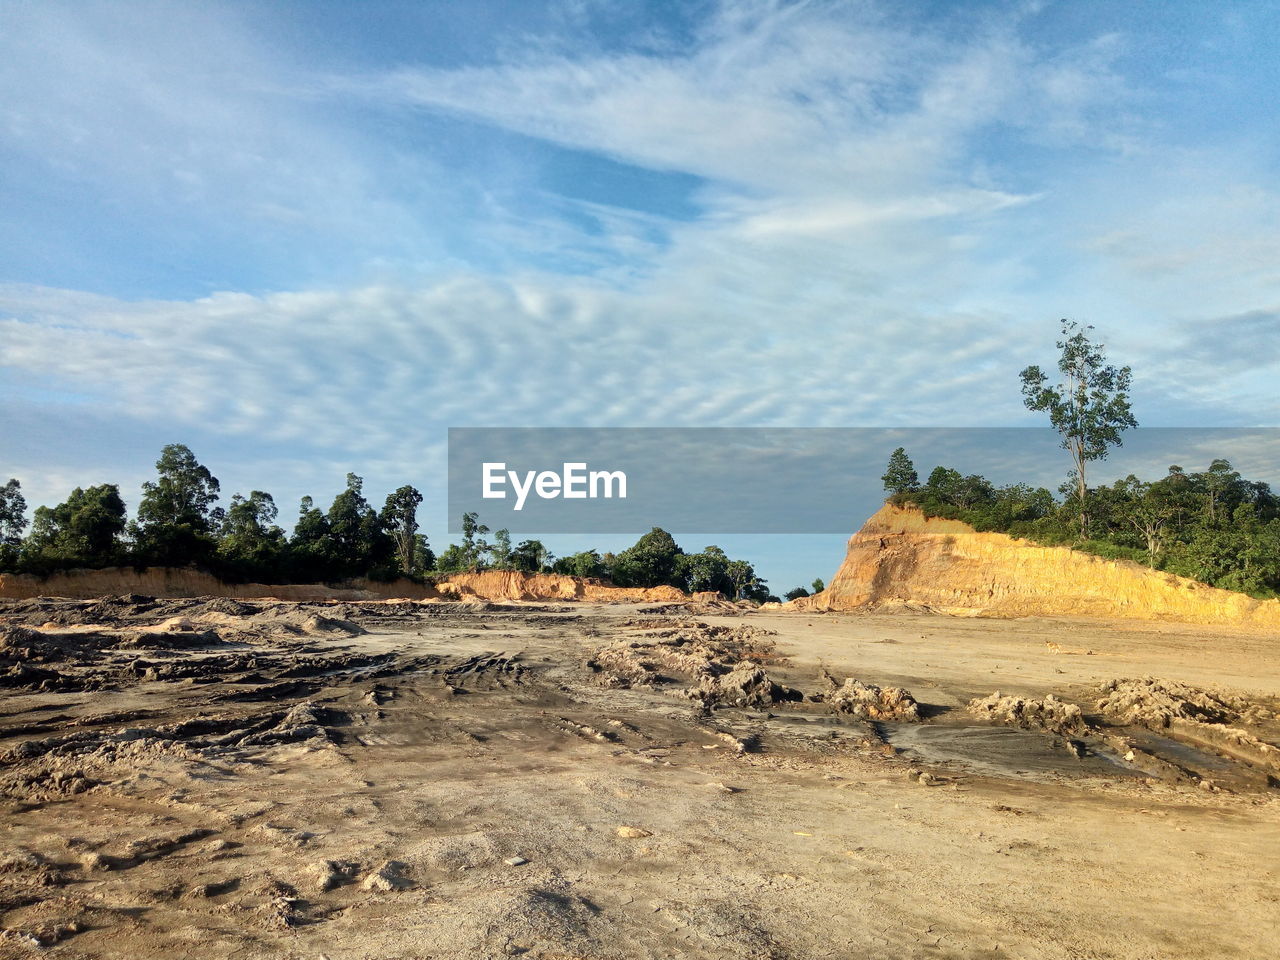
[1,597,1277,959]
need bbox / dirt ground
[1,597,1277,959]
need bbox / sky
[2,0,1279,592]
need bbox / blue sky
[2,0,1279,592]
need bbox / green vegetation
[0,445,778,601]
[1019,320,1137,536]
[881,319,1280,599]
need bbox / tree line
[0,444,780,600]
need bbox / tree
[1202,458,1244,525]
[381,485,424,576]
[511,539,551,573]
[489,528,513,569]
[135,444,222,565]
[460,511,490,571]
[1019,320,1137,535]
[784,586,810,601]
[725,558,767,602]
[0,479,27,569]
[552,549,606,579]
[25,484,127,568]
[217,491,285,580]
[674,545,731,594]
[289,495,332,581]
[326,473,394,578]
[811,577,825,594]
[610,527,682,588]
[881,448,919,495]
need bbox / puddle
[883,723,1141,782]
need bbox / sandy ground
[1,597,1277,959]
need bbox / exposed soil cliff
[791,503,1280,627]
[0,567,688,604]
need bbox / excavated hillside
[791,503,1280,627]
[0,568,688,604]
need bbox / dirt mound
[1094,677,1280,776]
[1096,677,1268,727]
[788,503,1280,627]
[586,621,779,689]
[968,692,1086,737]
[0,567,699,605]
[687,661,803,709]
[817,674,920,721]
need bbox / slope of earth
[788,503,1280,627]
[0,597,1277,959]
[0,568,689,604]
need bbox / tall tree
[25,484,127,568]
[381,485,424,576]
[326,474,394,578]
[135,444,222,565]
[0,479,27,568]
[1019,320,1137,535]
[881,447,919,494]
[217,491,285,580]
[459,511,490,571]
[611,527,682,588]
[510,539,551,573]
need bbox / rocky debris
[0,703,333,783]
[1096,678,1280,776]
[687,661,803,709]
[0,767,98,801]
[1096,677,1269,727]
[586,621,779,689]
[818,675,920,721]
[0,920,83,950]
[968,692,1087,738]
[615,826,652,839]
[309,859,361,892]
[361,859,412,892]
[255,876,304,928]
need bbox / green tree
[881,447,919,494]
[288,495,332,580]
[326,474,394,578]
[811,577,825,594]
[25,484,127,569]
[0,479,27,569]
[552,549,606,579]
[510,539,551,573]
[1019,320,1137,534]
[489,528,513,569]
[674,545,731,594]
[217,491,286,580]
[135,444,222,565]
[611,527,682,588]
[1201,458,1244,526]
[725,558,767,602]
[784,586,810,601]
[459,511,490,571]
[381,485,424,576]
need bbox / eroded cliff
[792,503,1280,627]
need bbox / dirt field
[1,597,1277,959]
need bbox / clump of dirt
[968,692,1087,737]
[1097,677,1280,775]
[586,621,779,690]
[1096,677,1270,727]
[687,661,803,709]
[817,674,920,721]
